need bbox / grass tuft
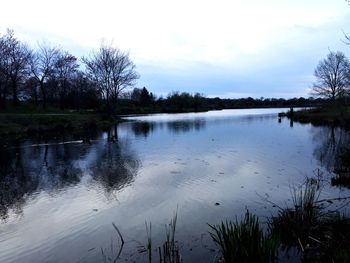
[159,210,181,263]
[269,176,350,261]
[208,211,279,262]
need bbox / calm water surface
[0,108,349,262]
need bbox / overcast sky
[1,0,349,98]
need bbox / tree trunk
[60,93,64,110]
[60,80,66,110]
[0,82,4,109]
[34,88,38,107]
[12,81,18,105]
[106,89,111,115]
[40,81,47,109]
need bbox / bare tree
[30,43,60,109]
[54,51,79,109]
[312,51,350,101]
[24,76,39,106]
[0,36,9,108]
[0,29,31,105]
[82,42,139,114]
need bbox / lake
[0,108,349,262]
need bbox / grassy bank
[0,106,207,136]
[0,111,117,135]
[0,101,212,136]
[282,105,350,127]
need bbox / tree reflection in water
[93,126,139,194]
[312,126,350,188]
[129,118,207,138]
[131,122,155,138]
[166,119,206,134]
[0,126,139,221]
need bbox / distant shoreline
[0,105,330,136]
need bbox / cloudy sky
[1,0,349,98]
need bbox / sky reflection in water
[0,108,349,262]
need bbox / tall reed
[208,211,278,262]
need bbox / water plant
[139,210,181,263]
[158,211,181,263]
[145,221,152,263]
[100,175,350,262]
[269,176,350,261]
[208,211,279,263]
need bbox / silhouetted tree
[54,51,79,109]
[24,76,39,106]
[30,43,60,109]
[140,87,151,106]
[68,72,100,109]
[82,42,139,114]
[0,29,31,105]
[0,39,9,108]
[312,51,350,101]
[131,87,141,102]
[192,93,205,110]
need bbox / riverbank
[0,102,211,135]
[281,105,350,127]
[0,106,282,135]
[0,104,341,136]
[0,112,117,136]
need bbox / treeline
[118,88,328,114]
[0,29,138,112]
[0,29,330,115]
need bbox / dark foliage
[0,29,338,115]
